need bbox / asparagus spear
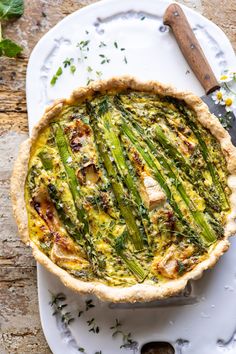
[115,95,220,211]
[153,125,222,212]
[38,150,53,171]
[121,121,217,244]
[47,183,83,243]
[120,121,183,219]
[51,124,105,274]
[52,123,89,235]
[86,102,144,250]
[115,97,222,239]
[95,98,150,242]
[143,98,229,211]
[181,107,229,210]
[118,252,147,282]
[114,231,147,282]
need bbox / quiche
[11,77,236,302]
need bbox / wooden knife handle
[163,3,219,94]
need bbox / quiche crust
[11,76,236,303]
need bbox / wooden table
[0,0,235,353]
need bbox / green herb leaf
[85,299,95,311]
[70,65,76,74]
[50,67,63,86]
[0,38,22,57]
[78,310,84,317]
[63,57,73,67]
[98,41,106,48]
[0,0,24,20]
[87,77,94,85]
[50,75,58,86]
[56,66,63,76]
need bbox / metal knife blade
[163,4,236,145]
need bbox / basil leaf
[0,0,24,20]
[0,38,22,57]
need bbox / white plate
[26,0,236,353]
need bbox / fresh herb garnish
[96,71,102,79]
[70,65,76,74]
[123,56,128,64]
[78,310,84,317]
[120,48,125,51]
[85,299,95,311]
[177,260,185,275]
[50,66,63,86]
[49,292,74,325]
[87,66,93,73]
[140,16,146,20]
[87,318,100,334]
[77,40,90,61]
[0,0,24,57]
[99,54,110,64]
[59,58,77,76]
[110,318,138,350]
[56,67,62,76]
[87,77,94,85]
[114,41,118,49]
[63,57,73,67]
[99,41,106,48]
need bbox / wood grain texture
[0,0,235,353]
[163,3,220,94]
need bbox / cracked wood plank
[0,0,235,353]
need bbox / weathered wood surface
[0,0,235,353]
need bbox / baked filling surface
[25,89,232,287]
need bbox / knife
[163,3,236,145]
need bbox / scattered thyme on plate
[110,318,138,351]
[87,318,100,334]
[49,35,130,85]
[49,292,74,325]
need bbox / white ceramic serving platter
[26,0,236,353]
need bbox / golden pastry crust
[11,76,236,303]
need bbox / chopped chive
[70,65,76,74]
[56,66,62,76]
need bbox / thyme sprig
[86,299,95,311]
[78,299,95,318]
[99,54,110,64]
[49,292,74,325]
[63,57,73,68]
[110,318,138,351]
[77,40,90,61]
[87,318,100,334]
